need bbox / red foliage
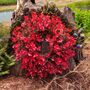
[11,11,76,79]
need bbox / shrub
[0,40,15,76]
[68,1,90,33]
[0,23,15,76]
[11,9,77,79]
[75,9,90,33]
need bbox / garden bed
[0,0,89,90]
[0,42,90,90]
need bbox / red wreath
[11,11,76,78]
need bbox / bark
[15,0,46,15]
[15,1,76,28]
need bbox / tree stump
[9,1,84,76]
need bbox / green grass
[73,9,90,33]
[67,0,90,37]
[0,23,10,38]
[0,0,16,5]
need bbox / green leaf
[0,70,9,76]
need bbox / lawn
[0,0,16,5]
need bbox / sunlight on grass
[0,23,10,38]
[0,0,16,5]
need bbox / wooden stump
[9,1,84,76]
